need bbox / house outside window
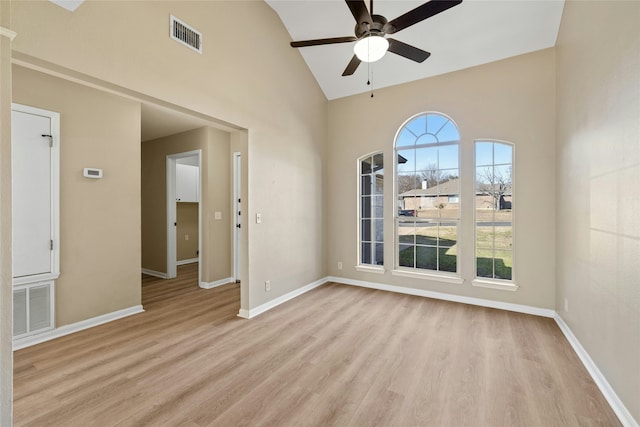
[394,112,460,276]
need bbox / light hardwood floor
[14,264,620,426]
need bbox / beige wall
[177,203,198,262]
[10,0,328,312]
[556,0,640,421]
[142,127,232,284]
[328,49,556,309]
[12,66,142,326]
[0,1,14,423]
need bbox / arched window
[475,140,514,282]
[358,152,384,268]
[394,113,460,275]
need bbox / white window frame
[356,151,385,273]
[393,112,462,283]
[472,139,518,291]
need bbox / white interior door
[12,109,54,278]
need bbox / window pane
[405,114,426,137]
[361,175,372,196]
[494,221,512,250]
[398,221,416,245]
[494,143,512,165]
[416,221,437,246]
[436,120,460,142]
[416,245,437,270]
[476,222,494,249]
[438,145,459,170]
[372,173,383,195]
[426,114,448,135]
[415,147,438,172]
[374,243,384,266]
[494,250,512,280]
[361,219,371,241]
[373,153,383,171]
[439,250,457,273]
[372,196,384,218]
[397,149,415,173]
[396,128,417,147]
[476,142,493,167]
[361,196,372,218]
[373,219,384,242]
[361,157,372,174]
[398,244,415,267]
[361,242,372,264]
[476,248,494,278]
[439,223,457,248]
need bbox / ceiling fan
[290,0,463,76]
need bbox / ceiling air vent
[170,15,202,54]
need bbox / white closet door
[12,110,53,278]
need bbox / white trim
[554,314,638,427]
[141,268,168,279]
[0,27,17,41]
[329,276,554,318]
[237,277,327,319]
[200,277,234,289]
[232,151,241,283]
[177,258,198,266]
[13,305,144,351]
[391,269,465,285]
[355,265,386,274]
[12,272,60,286]
[472,278,519,292]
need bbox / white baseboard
[327,276,555,318]
[554,314,638,427]
[200,277,234,289]
[13,305,144,351]
[177,258,198,266]
[237,277,328,319]
[141,268,168,279]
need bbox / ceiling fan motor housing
[355,14,389,39]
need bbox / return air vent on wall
[170,15,202,54]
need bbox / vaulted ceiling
[266,0,565,100]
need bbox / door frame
[166,150,202,282]
[232,151,241,282]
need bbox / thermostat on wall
[83,168,103,179]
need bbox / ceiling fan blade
[387,38,431,63]
[291,36,357,48]
[385,0,462,34]
[342,55,361,76]
[346,0,373,26]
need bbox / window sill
[391,269,464,285]
[355,265,386,275]
[472,279,519,292]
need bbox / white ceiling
[266,0,565,100]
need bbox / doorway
[166,150,202,284]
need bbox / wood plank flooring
[14,264,620,426]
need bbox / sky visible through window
[397,114,460,176]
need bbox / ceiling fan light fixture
[354,35,389,62]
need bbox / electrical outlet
[564,298,569,312]
[185,234,189,241]
[337,261,343,270]
[265,280,271,291]
[256,213,262,224]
